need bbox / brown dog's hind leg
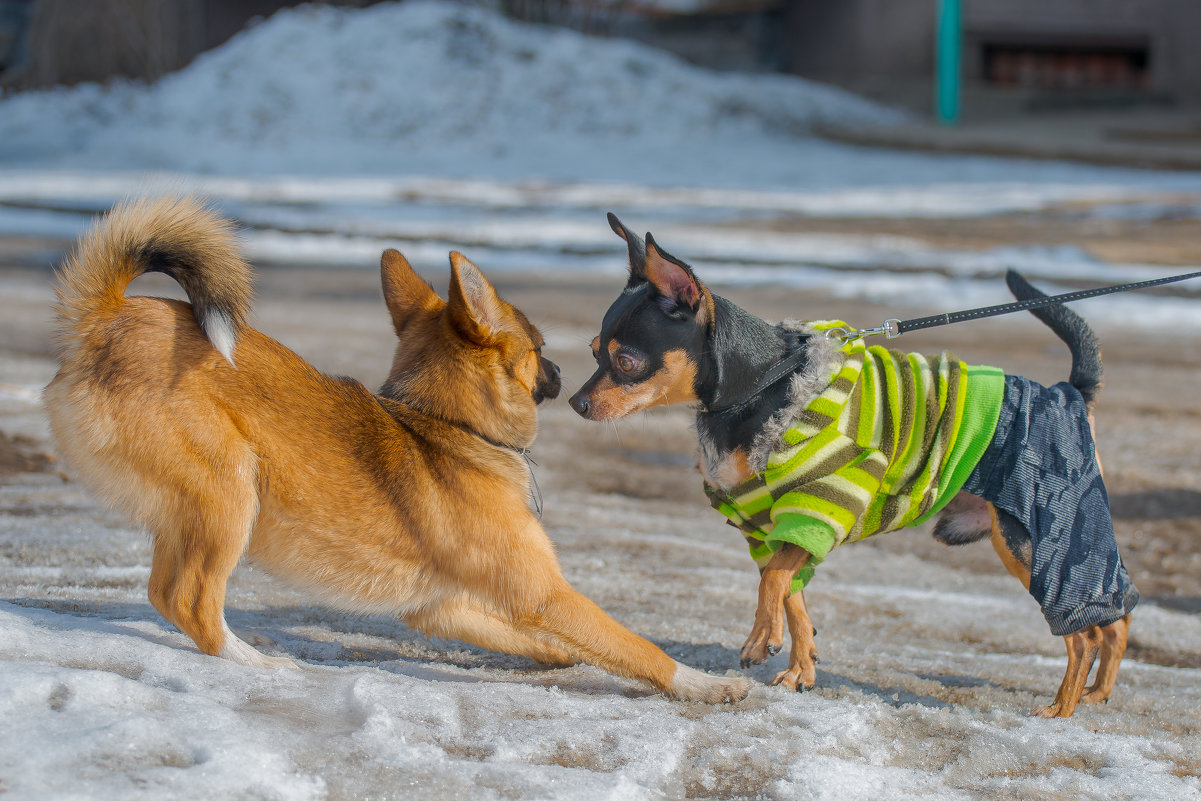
[770,591,819,691]
[147,485,292,669]
[740,543,810,668]
[987,505,1032,590]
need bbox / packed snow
[1,1,1200,799]
[3,445,1200,801]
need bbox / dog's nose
[569,392,590,417]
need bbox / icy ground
[3,378,1201,801]
[3,373,1201,801]
[2,259,1200,801]
[1,1,1200,798]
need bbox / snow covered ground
[1,1,1200,799]
[3,350,1201,800]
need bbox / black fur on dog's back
[1005,269,1103,407]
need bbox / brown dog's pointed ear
[645,233,704,314]
[447,251,510,344]
[607,212,647,285]
[381,248,443,336]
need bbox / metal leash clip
[825,319,901,344]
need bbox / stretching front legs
[739,543,818,690]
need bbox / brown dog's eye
[616,354,638,373]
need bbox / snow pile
[0,0,900,178]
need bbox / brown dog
[43,197,750,703]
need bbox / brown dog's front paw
[739,604,787,668]
[669,664,753,703]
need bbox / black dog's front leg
[740,544,811,670]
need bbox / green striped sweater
[707,321,1005,593]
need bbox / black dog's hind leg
[987,504,1129,717]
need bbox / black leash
[828,269,1201,344]
[706,269,1201,414]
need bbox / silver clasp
[824,319,901,344]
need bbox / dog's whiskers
[608,419,624,446]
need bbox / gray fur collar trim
[746,321,846,474]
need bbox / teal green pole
[936,0,961,124]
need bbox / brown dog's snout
[534,357,561,404]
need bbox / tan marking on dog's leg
[1034,625,1103,718]
[741,544,810,668]
[987,502,1126,716]
[771,591,819,691]
[407,596,578,667]
[987,504,1031,590]
[518,580,750,703]
[987,503,1095,717]
[1080,613,1131,705]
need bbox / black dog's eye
[616,353,641,373]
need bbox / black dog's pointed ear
[607,212,647,286]
[645,232,706,316]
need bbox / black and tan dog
[570,214,1137,717]
[43,197,750,704]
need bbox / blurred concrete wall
[781,0,1201,107]
[0,0,375,90]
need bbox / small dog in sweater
[569,214,1137,717]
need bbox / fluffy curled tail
[53,196,252,365]
[1005,269,1103,407]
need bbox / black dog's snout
[569,392,590,417]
